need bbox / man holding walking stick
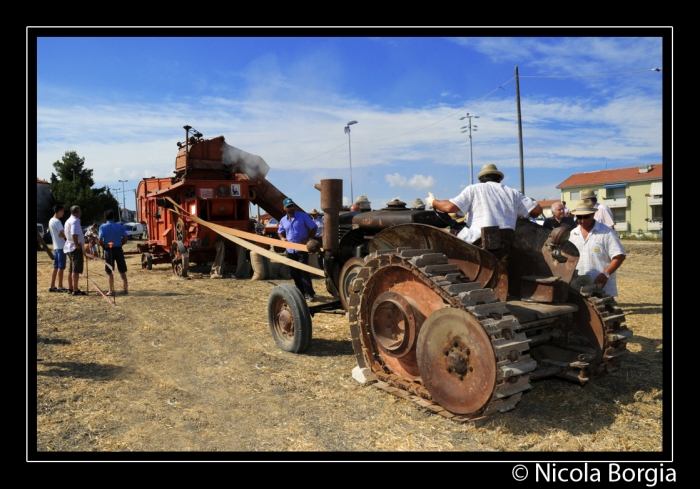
[99,210,129,296]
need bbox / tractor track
[347,248,536,425]
[347,249,632,424]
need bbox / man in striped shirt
[427,164,542,244]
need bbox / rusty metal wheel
[338,257,365,311]
[268,284,312,353]
[416,308,497,415]
[170,241,189,278]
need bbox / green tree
[49,151,119,225]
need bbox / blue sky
[35,32,667,215]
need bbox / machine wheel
[141,252,153,270]
[338,257,365,312]
[349,249,534,421]
[268,284,312,353]
[170,241,189,278]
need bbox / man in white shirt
[568,199,626,297]
[427,164,542,244]
[63,205,87,296]
[48,204,67,292]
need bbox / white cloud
[385,173,406,187]
[385,173,435,190]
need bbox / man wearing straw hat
[426,163,542,244]
[580,189,615,229]
[411,198,426,210]
[568,198,626,297]
[309,208,324,269]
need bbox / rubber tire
[268,283,312,353]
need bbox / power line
[277,67,661,169]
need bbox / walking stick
[85,243,89,295]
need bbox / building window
[570,191,580,201]
[651,206,663,220]
[606,187,626,199]
[612,208,626,223]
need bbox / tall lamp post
[118,179,128,222]
[112,188,121,221]
[459,113,479,184]
[344,120,358,203]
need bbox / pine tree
[49,151,119,225]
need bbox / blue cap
[282,197,295,207]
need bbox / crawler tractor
[267,179,632,423]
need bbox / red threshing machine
[136,126,290,276]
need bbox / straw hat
[570,198,597,216]
[310,208,319,215]
[355,194,370,204]
[411,198,425,209]
[477,164,504,181]
[580,189,597,199]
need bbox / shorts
[67,249,84,274]
[53,249,66,270]
[105,247,127,275]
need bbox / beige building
[557,164,663,237]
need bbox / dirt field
[34,239,664,456]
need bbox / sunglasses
[576,215,594,220]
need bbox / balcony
[647,195,663,205]
[646,220,662,231]
[613,222,629,232]
[602,197,628,208]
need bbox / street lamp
[344,120,358,203]
[119,180,128,222]
[459,113,479,184]
[112,188,121,220]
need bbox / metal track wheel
[338,257,365,311]
[268,284,312,353]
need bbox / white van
[123,222,145,239]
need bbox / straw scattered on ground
[34,240,663,454]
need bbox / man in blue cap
[278,197,318,301]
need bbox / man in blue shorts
[99,210,129,296]
[48,204,67,292]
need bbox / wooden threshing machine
[136,126,289,276]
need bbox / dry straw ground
[34,239,663,454]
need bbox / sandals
[105,291,115,297]
[49,287,58,292]
[71,290,87,296]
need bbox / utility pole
[515,65,524,193]
[119,180,128,222]
[460,113,479,185]
[344,120,358,203]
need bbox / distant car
[263,218,279,237]
[37,223,51,245]
[123,222,145,240]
